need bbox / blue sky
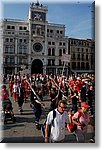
[1,0,95,39]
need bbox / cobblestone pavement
[0,95,94,143]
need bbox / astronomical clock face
[33,43,43,52]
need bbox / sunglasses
[59,105,67,109]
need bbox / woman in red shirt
[0,85,9,100]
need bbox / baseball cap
[81,102,90,108]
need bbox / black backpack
[41,110,56,138]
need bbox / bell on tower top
[36,0,40,6]
[30,1,48,11]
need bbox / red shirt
[0,89,9,100]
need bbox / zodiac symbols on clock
[34,13,42,21]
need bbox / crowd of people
[0,72,95,143]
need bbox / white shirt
[13,84,18,93]
[46,108,69,141]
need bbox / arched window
[59,49,62,56]
[48,48,51,56]
[86,63,89,69]
[72,62,76,69]
[81,62,85,69]
[52,48,55,56]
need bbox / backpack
[67,110,82,133]
[41,110,56,138]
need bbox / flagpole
[62,61,66,76]
[26,79,46,108]
[26,80,41,102]
[49,76,68,100]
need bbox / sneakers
[18,109,23,114]
[34,121,39,125]
[89,138,95,143]
[30,103,33,108]
[18,109,23,112]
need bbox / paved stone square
[1,95,94,143]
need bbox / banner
[61,54,71,62]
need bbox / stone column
[15,36,18,74]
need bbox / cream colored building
[68,38,95,73]
[0,2,95,76]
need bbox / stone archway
[31,59,43,74]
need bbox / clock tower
[29,1,48,22]
[28,1,48,34]
[28,1,48,74]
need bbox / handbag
[67,110,82,133]
[67,122,77,133]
